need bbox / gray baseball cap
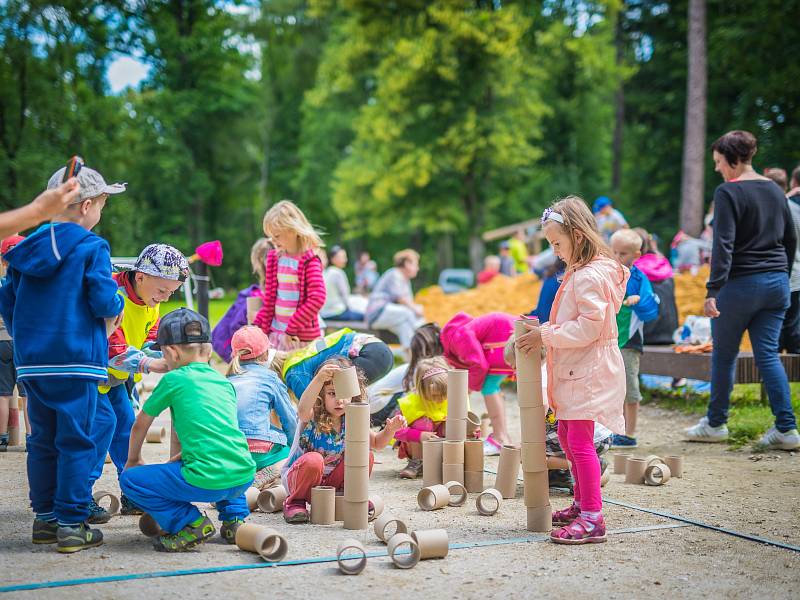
[47,166,127,202]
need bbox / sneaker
[87,498,111,524]
[755,427,800,451]
[550,513,607,545]
[283,501,309,524]
[685,416,729,443]
[156,514,215,552]
[32,518,58,544]
[548,469,574,492]
[0,438,7,452]
[399,458,423,479]
[57,522,104,553]
[483,436,502,456]
[120,494,144,516]
[551,503,580,525]
[220,518,244,544]
[610,434,638,448]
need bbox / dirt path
[1,396,798,599]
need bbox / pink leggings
[284,451,375,506]
[557,420,602,513]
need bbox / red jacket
[253,249,325,341]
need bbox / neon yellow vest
[281,328,354,378]
[398,392,449,425]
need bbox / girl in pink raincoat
[516,196,628,545]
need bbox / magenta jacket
[441,312,515,392]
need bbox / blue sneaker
[610,434,638,448]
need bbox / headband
[541,208,565,225]
[421,367,447,381]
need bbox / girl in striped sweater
[254,201,326,351]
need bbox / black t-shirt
[706,180,797,298]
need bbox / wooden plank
[481,219,541,242]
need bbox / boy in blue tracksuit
[0,166,125,553]
[610,229,659,448]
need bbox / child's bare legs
[0,396,9,447]
[483,392,512,445]
[22,396,30,436]
[406,441,422,460]
[624,403,639,437]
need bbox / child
[0,235,27,452]
[592,195,629,243]
[88,244,188,523]
[120,309,256,551]
[498,241,514,277]
[281,356,405,523]
[477,255,501,285]
[440,312,515,455]
[516,196,628,545]
[509,230,530,275]
[610,229,659,448]
[227,325,298,490]
[0,165,125,553]
[253,201,326,351]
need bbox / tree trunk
[679,0,707,237]
[611,4,625,193]
[437,233,453,273]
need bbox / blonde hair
[226,348,269,377]
[610,228,643,254]
[393,248,420,268]
[313,356,368,434]
[414,356,449,412]
[263,200,324,252]
[544,196,615,271]
[250,238,271,287]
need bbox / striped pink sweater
[254,248,325,341]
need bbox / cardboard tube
[342,500,369,530]
[625,457,648,484]
[446,369,469,420]
[444,481,467,507]
[257,485,287,513]
[665,455,683,478]
[92,491,121,515]
[139,513,162,537]
[417,485,450,511]
[344,403,370,441]
[467,410,481,430]
[411,529,449,560]
[344,441,370,467]
[311,486,336,525]
[613,453,631,474]
[517,380,544,408]
[644,454,664,467]
[145,425,166,443]
[464,439,484,472]
[387,533,420,569]
[334,366,361,400]
[245,486,260,511]
[523,471,550,508]
[644,463,672,486]
[600,468,611,487]
[422,438,444,487]
[494,445,521,499]
[445,418,467,441]
[373,513,408,542]
[477,488,503,516]
[246,295,263,325]
[464,470,484,493]
[521,442,547,472]
[235,524,288,561]
[519,406,546,436]
[526,505,553,532]
[337,539,367,575]
[335,494,345,521]
[514,318,542,383]
[368,494,384,521]
[442,440,465,464]
[344,466,369,502]
[546,455,571,470]
[441,463,464,485]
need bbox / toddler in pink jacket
[517,196,628,545]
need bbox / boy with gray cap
[0,164,125,553]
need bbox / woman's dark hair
[711,130,757,167]
[327,244,345,263]
[403,322,443,391]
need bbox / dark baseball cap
[156,308,211,347]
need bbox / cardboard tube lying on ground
[495,445,521,499]
[235,523,288,562]
[546,455,571,471]
[257,485,287,513]
[464,470,484,493]
[476,488,503,516]
[644,454,664,468]
[422,438,444,487]
[368,494,384,521]
[411,529,449,560]
[665,455,683,478]
[337,539,367,575]
[93,491,121,515]
[373,513,408,542]
[245,486,260,511]
[444,481,467,507]
[417,485,450,511]
[644,463,671,486]
[334,366,361,399]
[311,486,336,525]
[139,513,162,537]
[613,453,631,474]
[387,533,420,569]
[625,458,648,484]
[145,426,166,443]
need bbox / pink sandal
[283,501,309,524]
[550,514,607,545]
[551,503,581,525]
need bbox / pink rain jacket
[441,312,515,392]
[540,257,629,433]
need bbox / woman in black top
[685,130,799,450]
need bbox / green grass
[160,296,235,328]
[642,383,800,449]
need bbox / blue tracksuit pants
[89,383,135,486]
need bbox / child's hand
[31,178,81,220]
[105,311,124,338]
[384,414,406,434]
[419,431,440,442]
[624,295,640,307]
[315,363,340,383]
[515,321,542,355]
[124,457,145,470]
[147,358,170,374]
[287,335,301,344]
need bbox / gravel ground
[1,390,798,599]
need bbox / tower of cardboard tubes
[514,317,552,532]
[337,366,370,530]
[443,369,468,485]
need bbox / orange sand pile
[674,266,709,323]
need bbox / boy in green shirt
[120,308,255,552]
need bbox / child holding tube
[281,356,405,523]
[516,197,628,545]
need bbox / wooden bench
[323,320,400,345]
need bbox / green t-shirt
[143,362,255,490]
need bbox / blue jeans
[24,378,98,524]
[120,461,251,534]
[324,308,364,322]
[709,271,796,432]
[89,384,135,486]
